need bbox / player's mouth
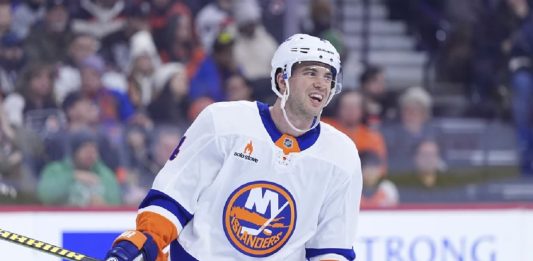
[309,93,324,106]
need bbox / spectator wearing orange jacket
[323,90,387,172]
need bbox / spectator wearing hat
[189,31,239,102]
[359,151,398,208]
[125,30,161,109]
[232,0,277,82]
[24,0,73,64]
[147,62,190,128]
[195,0,233,53]
[37,130,121,206]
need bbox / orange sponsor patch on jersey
[274,134,301,155]
[244,140,254,155]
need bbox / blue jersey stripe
[139,189,193,228]
[170,241,198,261]
[257,101,320,151]
[305,247,356,261]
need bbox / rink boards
[0,206,531,261]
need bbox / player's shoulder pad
[317,121,360,171]
[203,101,259,134]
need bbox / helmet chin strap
[280,79,322,134]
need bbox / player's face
[285,62,334,117]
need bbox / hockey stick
[240,201,289,236]
[0,227,101,261]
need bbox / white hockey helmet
[270,33,342,105]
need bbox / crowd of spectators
[0,0,273,206]
[386,0,533,180]
[0,0,529,208]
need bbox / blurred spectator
[392,140,463,203]
[43,91,121,172]
[324,90,387,164]
[99,1,151,72]
[195,0,233,53]
[71,0,126,40]
[3,63,58,128]
[0,93,38,201]
[508,6,533,176]
[189,31,238,101]
[359,65,397,128]
[149,126,181,175]
[11,0,46,40]
[0,32,26,94]
[37,130,121,206]
[233,0,277,81]
[147,62,190,127]
[122,125,181,205]
[413,140,446,188]
[187,96,214,122]
[386,0,446,53]
[383,86,435,173]
[126,30,161,109]
[79,55,134,124]
[160,8,205,79]
[148,0,191,53]
[435,23,473,88]
[359,151,398,208]
[258,0,287,43]
[24,0,72,64]
[0,2,11,39]
[225,74,253,101]
[301,0,347,62]
[121,124,151,205]
[54,33,100,104]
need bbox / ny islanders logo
[223,181,297,257]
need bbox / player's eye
[303,70,317,77]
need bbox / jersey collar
[257,101,320,152]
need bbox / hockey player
[105,33,362,261]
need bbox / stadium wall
[0,206,531,261]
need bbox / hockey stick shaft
[0,227,101,261]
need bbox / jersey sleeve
[135,105,225,258]
[305,158,363,261]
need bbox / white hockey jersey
[137,101,362,261]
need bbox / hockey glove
[105,230,158,261]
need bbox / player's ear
[276,71,287,93]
